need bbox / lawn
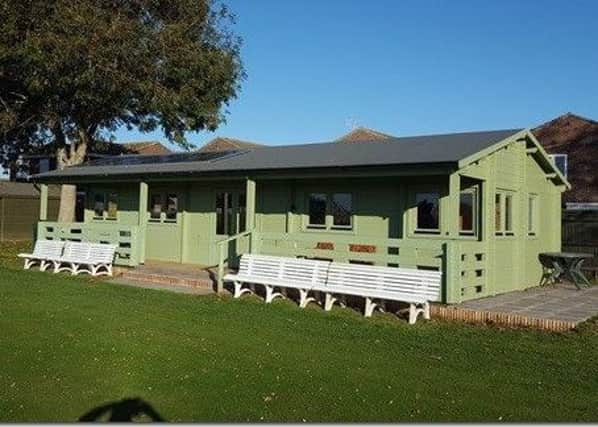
[1,242,597,422]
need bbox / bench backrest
[33,240,65,259]
[239,254,330,288]
[62,241,92,261]
[89,243,118,264]
[325,262,442,303]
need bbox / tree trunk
[56,129,89,222]
[58,184,77,222]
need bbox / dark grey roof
[32,129,522,181]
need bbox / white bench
[18,240,65,271]
[52,241,117,276]
[223,254,331,306]
[321,262,442,324]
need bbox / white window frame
[414,190,441,234]
[549,154,568,178]
[459,186,478,237]
[305,192,354,232]
[528,194,538,236]
[495,190,515,237]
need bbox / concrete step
[110,277,215,295]
[116,266,216,290]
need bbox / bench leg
[298,289,317,308]
[24,258,37,270]
[40,260,51,272]
[364,297,378,317]
[409,303,427,324]
[233,281,254,298]
[264,285,283,304]
[324,293,338,311]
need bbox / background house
[532,113,598,210]
[0,182,60,241]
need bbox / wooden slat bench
[320,262,442,324]
[223,254,330,305]
[51,241,117,276]
[18,240,65,271]
[224,254,442,324]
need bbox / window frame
[304,192,355,232]
[414,190,441,235]
[91,191,118,221]
[148,192,179,224]
[459,186,478,237]
[528,193,538,237]
[495,189,515,237]
[549,153,568,178]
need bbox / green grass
[1,242,597,422]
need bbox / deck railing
[36,221,141,266]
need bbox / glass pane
[166,194,178,220]
[150,194,162,219]
[107,193,118,219]
[554,155,567,177]
[459,191,474,233]
[505,194,513,232]
[415,192,439,231]
[226,193,234,235]
[94,194,105,217]
[495,194,502,232]
[308,193,327,227]
[332,193,352,228]
[238,193,246,232]
[216,193,225,235]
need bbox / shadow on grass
[79,397,164,422]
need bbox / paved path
[459,282,598,324]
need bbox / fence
[562,210,598,270]
[0,195,59,241]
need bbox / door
[214,190,247,267]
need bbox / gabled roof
[33,129,527,181]
[336,127,396,143]
[198,137,265,153]
[120,141,172,155]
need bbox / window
[306,192,354,231]
[165,194,178,221]
[106,193,118,219]
[495,190,515,236]
[331,193,352,229]
[459,187,477,236]
[216,192,233,235]
[149,194,163,220]
[415,192,440,233]
[238,193,246,232]
[307,193,327,228]
[505,194,513,233]
[549,154,568,178]
[94,193,105,218]
[528,194,538,236]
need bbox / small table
[539,252,594,289]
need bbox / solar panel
[83,150,242,167]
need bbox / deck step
[117,269,215,290]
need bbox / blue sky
[115,0,598,150]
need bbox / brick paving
[459,282,598,324]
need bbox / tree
[0,0,244,221]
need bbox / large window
[94,194,106,218]
[308,193,327,228]
[459,187,478,236]
[306,192,353,231]
[331,193,353,229]
[415,192,440,233]
[149,192,179,223]
[495,190,515,236]
[216,192,245,235]
[93,192,118,220]
[549,154,568,178]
